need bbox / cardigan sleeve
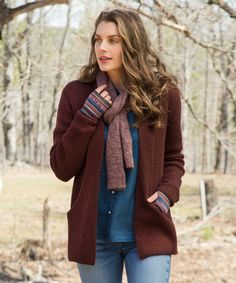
[50,85,99,182]
[156,87,185,207]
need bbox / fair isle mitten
[154,191,171,214]
[80,89,112,119]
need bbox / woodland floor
[0,163,235,283]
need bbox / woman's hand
[147,191,170,214]
[80,84,113,119]
[97,84,112,105]
[147,192,159,203]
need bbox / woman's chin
[98,65,110,71]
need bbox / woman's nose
[99,40,108,51]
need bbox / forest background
[0,0,235,283]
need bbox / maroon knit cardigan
[50,80,185,265]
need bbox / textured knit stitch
[154,195,169,214]
[80,90,111,119]
[50,79,185,265]
[154,191,171,214]
[158,191,171,206]
[97,110,139,242]
[96,71,134,190]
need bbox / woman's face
[94,21,123,82]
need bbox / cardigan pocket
[147,201,173,223]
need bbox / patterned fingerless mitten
[80,89,112,119]
[154,191,171,214]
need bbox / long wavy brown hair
[78,9,177,128]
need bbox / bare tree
[1,0,236,174]
[0,0,69,39]
[2,26,17,161]
[48,2,72,130]
[113,0,236,173]
[208,0,236,19]
[0,0,69,164]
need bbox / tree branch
[0,0,69,39]
[210,51,236,105]
[113,0,232,53]
[10,0,69,20]
[208,0,236,19]
[182,94,236,159]
[153,0,178,24]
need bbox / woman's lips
[99,57,112,64]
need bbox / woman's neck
[107,71,122,88]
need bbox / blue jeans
[77,239,171,283]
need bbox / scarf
[96,71,134,190]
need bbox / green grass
[200,226,215,240]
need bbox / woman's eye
[95,38,101,43]
[110,39,118,43]
[94,38,119,44]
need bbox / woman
[50,8,185,283]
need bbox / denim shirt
[96,109,139,242]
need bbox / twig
[112,0,234,53]
[208,0,236,19]
[182,95,236,159]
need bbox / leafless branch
[10,0,68,19]
[0,0,69,39]
[153,0,178,24]
[208,0,236,19]
[182,94,236,159]
[48,2,71,130]
[210,52,236,105]
[113,0,233,53]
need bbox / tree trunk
[182,37,195,172]
[22,4,34,163]
[2,25,17,162]
[34,8,45,166]
[201,49,208,173]
[48,3,71,130]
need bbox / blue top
[96,93,139,242]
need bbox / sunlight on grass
[0,171,235,254]
[0,172,72,252]
[200,226,215,240]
